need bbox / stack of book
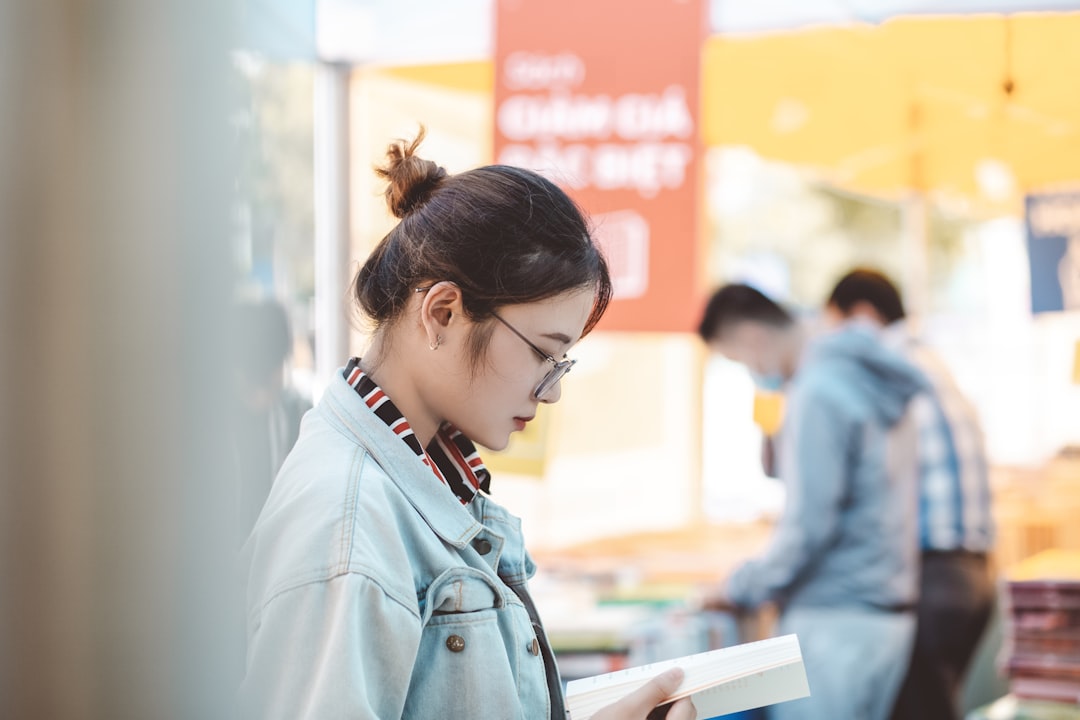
[1004,578,1080,704]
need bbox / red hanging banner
[494,0,706,333]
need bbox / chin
[474,430,511,453]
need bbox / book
[1011,674,1080,705]
[565,634,809,720]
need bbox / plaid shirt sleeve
[909,348,994,553]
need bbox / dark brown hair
[697,284,793,343]
[827,268,906,324]
[355,128,612,366]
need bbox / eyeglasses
[490,312,576,400]
[414,284,576,400]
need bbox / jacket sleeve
[240,572,421,719]
[726,384,852,608]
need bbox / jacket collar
[320,369,483,549]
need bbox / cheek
[473,365,533,411]
[746,357,770,377]
[447,348,535,436]
[450,379,521,451]
[747,335,780,370]
[482,333,540,395]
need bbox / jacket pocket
[405,567,539,720]
[418,566,504,624]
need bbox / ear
[418,281,465,347]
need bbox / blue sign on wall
[1025,191,1080,314]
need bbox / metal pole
[313,62,352,400]
[902,193,930,337]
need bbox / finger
[646,702,674,720]
[617,667,685,714]
[665,698,697,720]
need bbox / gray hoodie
[727,322,928,611]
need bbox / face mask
[750,371,785,392]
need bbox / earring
[429,335,442,351]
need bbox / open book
[565,634,809,720]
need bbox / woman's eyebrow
[542,332,572,345]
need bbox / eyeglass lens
[534,360,575,399]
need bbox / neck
[361,335,440,447]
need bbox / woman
[239,130,693,720]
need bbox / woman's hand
[588,667,696,720]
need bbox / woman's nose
[537,380,562,404]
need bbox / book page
[565,635,809,720]
[689,659,810,718]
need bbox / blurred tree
[706,147,985,315]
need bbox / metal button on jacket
[529,638,540,656]
[446,635,466,653]
[472,538,492,555]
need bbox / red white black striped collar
[343,358,491,504]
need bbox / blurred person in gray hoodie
[698,284,927,720]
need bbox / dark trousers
[891,552,995,720]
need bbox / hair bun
[375,126,448,219]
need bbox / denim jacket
[239,370,564,719]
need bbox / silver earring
[429,335,442,351]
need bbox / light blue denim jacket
[239,370,564,719]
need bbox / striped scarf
[344,358,491,504]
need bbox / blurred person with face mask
[697,283,926,720]
[826,269,995,720]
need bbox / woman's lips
[513,416,534,431]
